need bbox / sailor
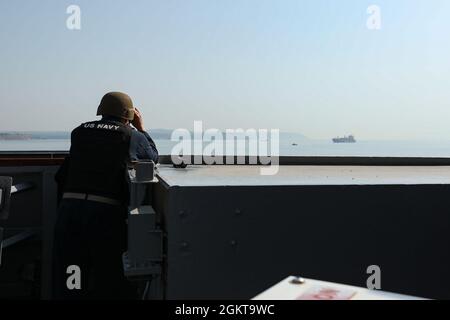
[52,92,158,299]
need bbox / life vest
[63,119,132,204]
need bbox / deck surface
[156,165,450,186]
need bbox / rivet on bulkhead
[180,241,189,250]
[290,276,306,285]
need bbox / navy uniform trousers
[53,198,135,299]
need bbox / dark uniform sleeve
[129,129,159,163]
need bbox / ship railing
[5,150,450,166]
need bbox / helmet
[96,92,135,120]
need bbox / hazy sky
[1,0,450,139]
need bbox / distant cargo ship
[332,135,356,143]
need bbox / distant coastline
[0,130,174,141]
[0,133,32,141]
[0,132,70,141]
[0,130,308,141]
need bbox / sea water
[3,138,450,158]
